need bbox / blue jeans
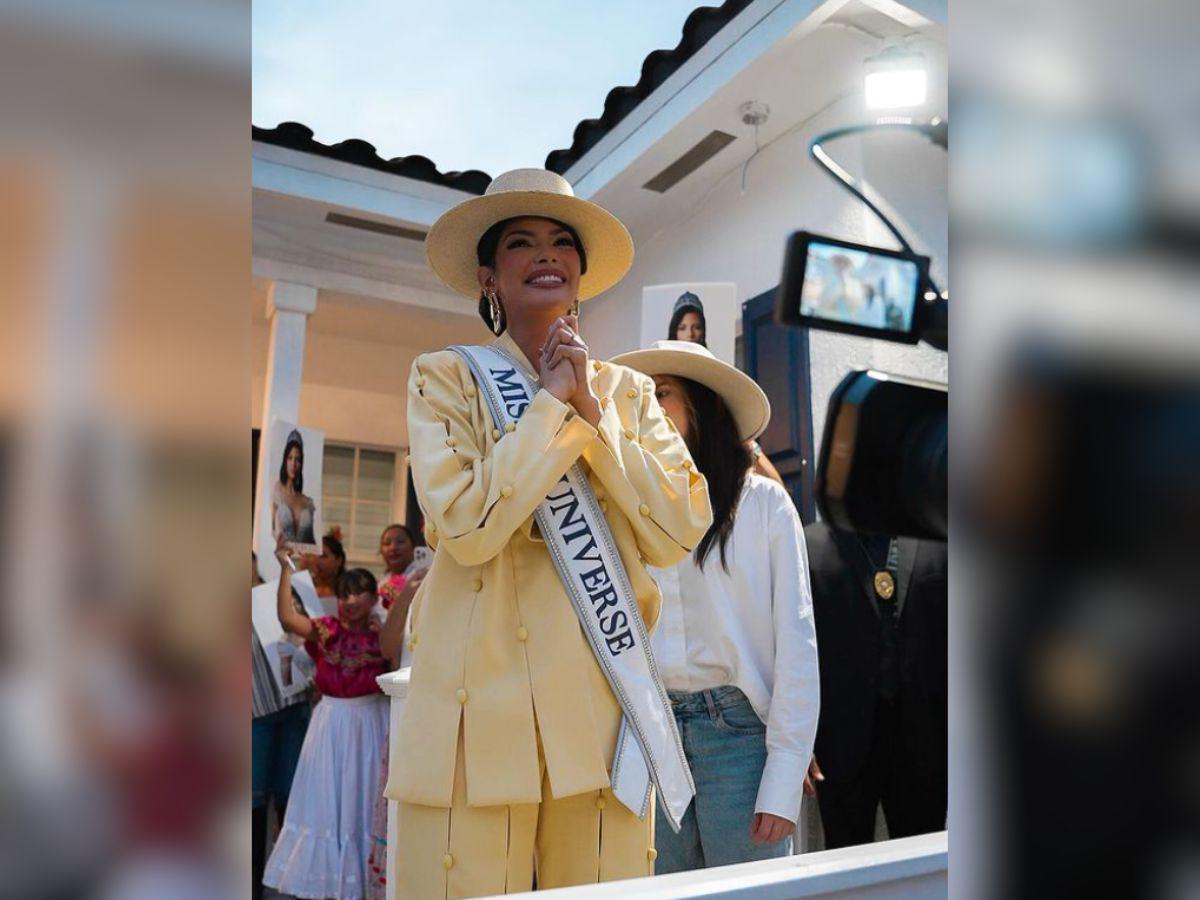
[655,685,792,873]
[251,702,310,809]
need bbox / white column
[12,173,119,779]
[261,281,317,424]
[255,281,317,581]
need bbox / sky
[253,0,706,176]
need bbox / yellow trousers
[394,728,656,898]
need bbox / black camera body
[815,369,947,541]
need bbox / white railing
[498,832,946,898]
[376,667,411,900]
[380,667,946,899]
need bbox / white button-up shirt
[650,474,820,823]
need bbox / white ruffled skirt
[263,693,389,899]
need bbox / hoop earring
[487,290,504,335]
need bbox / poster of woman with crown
[263,419,324,556]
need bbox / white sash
[450,344,694,832]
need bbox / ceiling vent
[325,212,427,241]
[642,130,737,193]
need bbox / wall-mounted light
[737,100,770,194]
[864,47,927,110]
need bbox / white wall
[252,322,460,450]
[251,322,410,539]
[582,94,948,459]
[252,318,449,534]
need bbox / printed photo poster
[258,418,324,557]
[252,571,322,698]
[640,282,738,365]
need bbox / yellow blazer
[388,332,712,810]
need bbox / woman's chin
[513,287,575,315]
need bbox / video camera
[770,117,948,541]
[774,229,947,541]
[764,117,948,540]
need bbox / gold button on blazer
[387,333,712,810]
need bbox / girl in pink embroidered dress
[305,615,389,698]
[263,540,392,900]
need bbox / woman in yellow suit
[385,169,712,899]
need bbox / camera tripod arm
[808,118,945,298]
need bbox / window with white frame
[322,444,398,573]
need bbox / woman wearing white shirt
[612,340,819,870]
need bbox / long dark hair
[667,301,707,347]
[676,377,751,571]
[475,216,588,334]
[322,533,347,577]
[278,434,304,493]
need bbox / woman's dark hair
[667,303,707,347]
[321,533,347,576]
[676,377,751,572]
[379,523,415,546]
[475,216,588,334]
[336,567,378,599]
[278,434,304,493]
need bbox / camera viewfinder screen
[799,240,920,334]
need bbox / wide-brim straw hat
[425,168,634,301]
[612,340,771,442]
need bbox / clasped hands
[540,314,601,427]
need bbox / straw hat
[612,340,771,442]
[425,168,634,301]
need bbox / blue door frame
[741,289,816,524]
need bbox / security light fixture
[739,101,770,127]
[864,47,927,110]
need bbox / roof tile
[252,122,492,195]
[544,0,753,174]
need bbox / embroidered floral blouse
[304,616,388,698]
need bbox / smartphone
[409,545,433,574]
[776,231,931,344]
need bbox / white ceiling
[253,190,446,292]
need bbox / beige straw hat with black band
[612,340,772,442]
[424,168,634,301]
